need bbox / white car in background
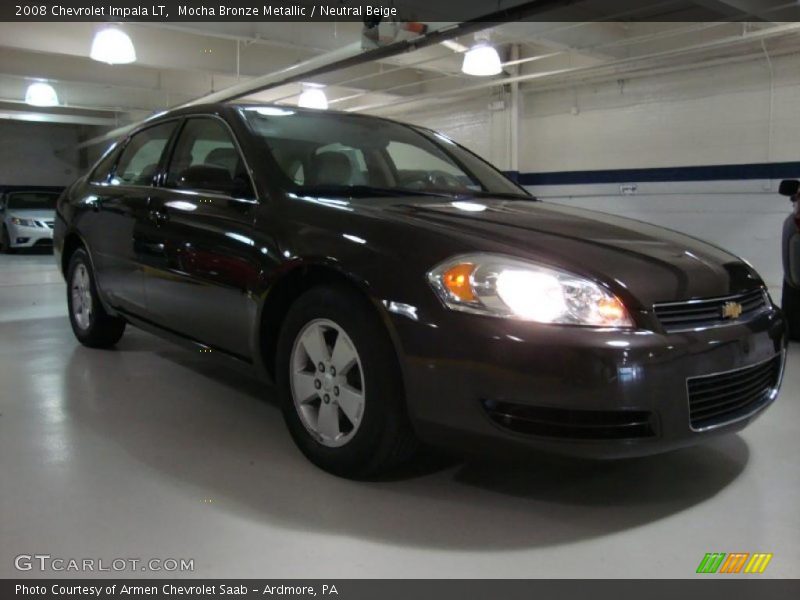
[0,189,61,253]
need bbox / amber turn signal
[597,296,627,322]
[442,263,477,302]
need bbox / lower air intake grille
[687,355,782,430]
[654,289,769,332]
[482,400,656,440]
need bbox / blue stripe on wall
[506,161,800,186]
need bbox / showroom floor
[1,251,798,579]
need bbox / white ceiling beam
[0,108,117,126]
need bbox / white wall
[390,52,800,300]
[0,120,92,187]
[537,185,788,299]
[520,53,800,172]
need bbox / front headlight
[427,253,633,327]
[10,217,36,227]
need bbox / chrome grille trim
[653,289,770,333]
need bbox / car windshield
[239,106,530,199]
[6,192,59,210]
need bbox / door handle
[148,208,169,223]
[86,197,101,212]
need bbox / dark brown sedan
[54,103,787,477]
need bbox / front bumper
[6,222,54,248]
[392,305,787,459]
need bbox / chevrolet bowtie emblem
[721,301,743,320]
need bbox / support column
[508,43,521,177]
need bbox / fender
[249,256,410,388]
[60,226,123,319]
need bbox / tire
[782,279,800,341]
[1,225,14,254]
[276,285,417,478]
[66,248,126,348]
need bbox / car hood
[355,196,763,308]
[7,209,55,221]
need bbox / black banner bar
[3,0,800,22]
[4,580,800,600]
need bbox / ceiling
[1,0,799,136]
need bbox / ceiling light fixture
[25,82,59,107]
[462,32,502,77]
[90,27,137,64]
[298,84,328,110]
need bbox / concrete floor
[1,251,798,579]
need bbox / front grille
[687,354,782,430]
[654,289,769,332]
[482,400,656,439]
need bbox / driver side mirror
[779,179,799,198]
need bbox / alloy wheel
[70,263,93,330]
[290,318,365,447]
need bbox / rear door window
[111,122,176,187]
[165,117,254,199]
[89,143,121,184]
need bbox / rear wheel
[782,279,800,341]
[276,285,417,478]
[67,248,126,348]
[0,225,14,254]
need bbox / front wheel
[782,279,800,341]
[276,285,417,478]
[67,248,126,348]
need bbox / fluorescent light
[25,82,59,107]
[298,87,328,110]
[440,40,468,53]
[462,44,502,76]
[90,27,136,64]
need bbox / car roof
[134,101,417,134]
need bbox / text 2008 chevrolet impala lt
[54,104,787,477]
